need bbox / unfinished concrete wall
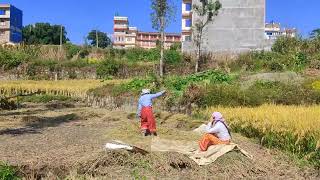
[183,0,266,53]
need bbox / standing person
[199,112,231,151]
[137,89,166,136]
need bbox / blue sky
[2,0,319,44]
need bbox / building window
[185,36,191,42]
[186,3,192,11]
[0,20,5,26]
[185,19,192,27]
[0,10,5,15]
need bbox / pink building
[113,16,181,49]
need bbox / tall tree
[151,0,176,77]
[192,0,221,72]
[310,29,320,39]
[87,30,111,48]
[22,23,68,45]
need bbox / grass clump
[18,94,74,103]
[188,81,320,108]
[0,162,20,180]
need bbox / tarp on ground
[151,137,252,166]
[105,138,252,166]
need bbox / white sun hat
[141,89,151,95]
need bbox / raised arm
[149,90,166,99]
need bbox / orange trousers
[140,107,156,133]
[199,133,230,151]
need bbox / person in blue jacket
[137,89,166,136]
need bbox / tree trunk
[195,45,201,73]
[160,16,165,77]
[195,32,202,73]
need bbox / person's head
[211,112,224,122]
[141,89,151,95]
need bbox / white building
[265,22,297,40]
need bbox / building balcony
[114,24,128,28]
[182,11,192,18]
[114,31,126,35]
[0,14,10,19]
[114,16,128,21]
[182,27,192,31]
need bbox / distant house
[0,4,23,45]
[113,16,181,49]
[265,22,297,40]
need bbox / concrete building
[113,16,137,48]
[0,4,23,44]
[182,0,266,53]
[136,32,181,49]
[265,22,297,40]
[182,0,192,42]
[113,16,181,49]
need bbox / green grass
[0,163,20,180]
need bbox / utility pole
[60,25,63,52]
[96,29,99,48]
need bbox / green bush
[26,59,59,76]
[96,59,122,78]
[62,59,92,68]
[64,42,82,59]
[164,50,182,65]
[0,47,31,70]
[190,81,320,108]
[272,36,301,54]
[170,42,182,51]
[125,48,160,62]
[78,48,90,58]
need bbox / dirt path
[0,103,319,179]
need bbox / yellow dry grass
[202,104,320,148]
[0,79,129,98]
[312,80,320,91]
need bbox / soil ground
[0,102,319,179]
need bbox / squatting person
[199,112,231,151]
[137,89,166,136]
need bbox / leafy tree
[310,29,320,39]
[87,30,111,48]
[22,23,68,45]
[151,0,176,77]
[192,0,221,72]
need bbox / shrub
[170,42,182,51]
[63,59,92,68]
[27,59,59,75]
[78,48,90,58]
[64,42,82,59]
[96,59,122,78]
[0,47,31,70]
[125,48,160,62]
[164,50,182,65]
[272,36,301,54]
[191,81,320,108]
